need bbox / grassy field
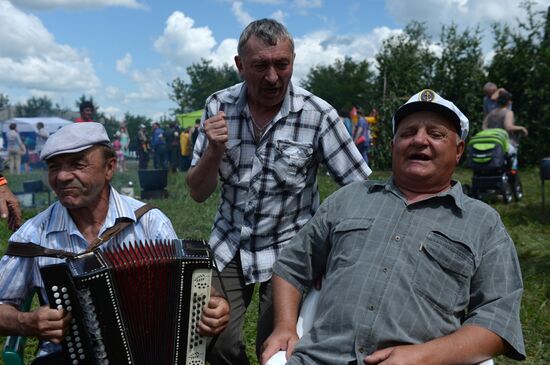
[0,161,548,364]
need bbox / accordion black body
[40,239,213,365]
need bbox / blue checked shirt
[274,178,525,364]
[0,187,177,357]
[192,82,371,284]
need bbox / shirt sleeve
[0,255,37,308]
[141,208,178,240]
[273,197,333,294]
[464,219,526,360]
[317,108,371,185]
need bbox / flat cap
[40,122,111,160]
[392,89,469,140]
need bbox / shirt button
[383,267,389,273]
[358,347,365,353]
[394,235,401,241]
[368,304,375,311]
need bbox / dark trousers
[207,255,273,365]
[31,352,66,365]
[137,148,149,170]
[153,145,167,169]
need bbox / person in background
[35,122,49,156]
[0,173,22,231]
[75,101,95,123]
[137,124,150,170]
[262,89,525,365]
[166,122,181,173]
[7,123,24,175]
[179,127,192,172]
[119,125,130,157]
[0,122,230,365]
[353,108,370,165]
[482,82,510,117]
[191,119,201,147]
[339,109,353,137]
[187,18,371,365]
[151,122,167,169]
[113,132,126,172]
[482,91,528,171]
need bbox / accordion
[40,239,213,365]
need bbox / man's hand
[363,344,428,365]
[0,185,22,231]
[197,288,230,336]
[19,305,72,343]
[204,111,228,152]
[260,327,299,365]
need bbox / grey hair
[237,18,294,59]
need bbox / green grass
[0,161,547,364]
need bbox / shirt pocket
[219,139,241,184]
[328,218,374,269]
[413,231,475,314]
[272,139,313,191]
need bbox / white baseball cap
[392,89,469,140]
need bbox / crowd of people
[0,18,527,365]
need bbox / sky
[1,0,549,120]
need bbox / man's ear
[105,157,117,181]
[456,139,465,165]
[234,55,243,74]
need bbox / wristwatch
[0,173,7,186]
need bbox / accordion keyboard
[185,268,212,365]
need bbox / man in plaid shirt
[187,18,371,365]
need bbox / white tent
[1,117,73,134]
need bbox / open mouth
[409,152,431,161]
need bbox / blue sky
[1,0,549,120]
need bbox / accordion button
[57,305,63,310]
[67,306,73,312]
[55,299,62,305]
[52,286,58,292]
[54,293,60,298]
[73,360,78,365]
[70,353,76,359]
[72,325,78,330]
[68,347,74,353]
[80,355,85,359]
[63,294,69,299]
[61,287,68,293]
[75,336,81,342]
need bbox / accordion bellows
[40,239,213,365]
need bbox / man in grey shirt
[262,89,525,365]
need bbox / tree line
[2,3,548,169]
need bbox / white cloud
[102,106,121,117]
[294,0,322,9]
[232,1,255,27]
[10,0,147,10]
[270,9,287,24]
[0,1,100,92]
[126,68,168,101]
[209,39,239,68]
[292,26,401,81]
[116,53,132,74]
[385,0,550,35]
[154,11,218,67]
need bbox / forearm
[0,303,31,336]
[186,145,224,202]
[272,275,302,331]
[420,325,507,364]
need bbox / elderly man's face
[235,35,294,109]
[47,146,116,209]
[392,111,464,192]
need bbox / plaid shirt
[0,187,177,357]
[192,82,371,284]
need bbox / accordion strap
[5,204,157,258]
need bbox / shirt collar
[45,186,136,235]
[369,176,466,212]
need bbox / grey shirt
[273,178,525,365]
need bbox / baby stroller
[466,128,523,204]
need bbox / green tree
[487,2,550,164]
[300,57,375,111]
[433,24,485,132]
[371,22,437,169]
[0,93,9,109]
[15,96,54,117]
[169,59,241,114]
